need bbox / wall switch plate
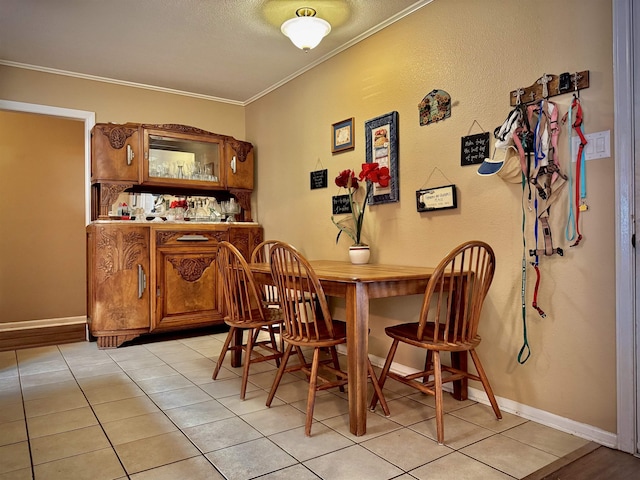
[571,130,611,161]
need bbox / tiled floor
[0,331,593,480]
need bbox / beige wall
[0,0,617,434]
[246,0,616,432]
[0,111,85,322]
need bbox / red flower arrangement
[332,163,390,245]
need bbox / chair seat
[224,307,283,329]
[385,322,481,351]
[282,319,347,347]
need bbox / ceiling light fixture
[281,7,331,52]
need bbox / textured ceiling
[0,0,431,105]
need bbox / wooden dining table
[249,259,468,437]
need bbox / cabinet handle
[231,155,237,174]
[126,144,134,166]
[177,234,209,242]
[137,264,146,299]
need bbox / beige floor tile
[460,434,558,478]
[105,345,154,362]
[183,416,263,453]
[244,369,298,390]
[268,423,354,462]
[30,425,110,465]
[290,391,350,421]
[199,376,259,400]
[135,374,195,394]
[69,361,122,379]
[166,357,217,375]
[321,411,403,443]
[0,442,30,475]
[0,389,22,406]
[257,463,321,480]
[125,364,178,382]
[18,369,74,389]
[500,421,591,457]
[361,428,452,471]
[26,407,98,438]
[0,467,32,479]
[217,387,284,416]
[304,444,403,480]
[268,378,320,404]
[33,447,125,480]
[450,403,526,433]
[75,372,132,390]
[409,413,495,449]
[241,404,307,436]
[21,379,82,402]
[102,411,177,445]
[17,359,68,377]
[0,421,27,447]
[155,349,206,365]
[0,402,24,424]
[0,352,18,376]
[82,382,145,405]
[92,396,160,424]
[24,390,89,418]
[114,431,200,475]
[149,385,212,410]
[129,455,224,480]
[205,437,297,480]
[163,399,235,429]
[116,355,166,372]
[376,395,436,426]
[409,451,513,479]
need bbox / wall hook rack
[509,70,589,106]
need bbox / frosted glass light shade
[281,15,331,52]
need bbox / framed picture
[331,117,355,153]
[365,111,399,205]
[416,185,457,212]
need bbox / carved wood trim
[96,334,141,349]
[96,228,146,282]
[167,257,214,282]
[142,124,218,137]
[155,230,227,245]
[228,139,253,163]
[98,183,133,219]
[95,124,137,149]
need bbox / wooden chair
[266,242,389,436]
[212,241,283,400]
[370,240,501,444]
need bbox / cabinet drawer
[154,229,228,247]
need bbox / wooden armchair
[266,242,389,436]
[370,240,501,444]
[212,241,283,399]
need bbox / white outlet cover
[570,130,611,161]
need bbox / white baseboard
[338,345,617,448]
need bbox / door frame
[0,100,95,225]
[613,0,637,454]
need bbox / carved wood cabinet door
[91,123,141,183]
[152,231,225,332]
[87,225,150,348]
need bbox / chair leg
[369,339,398,411]
[329,346,345,393]
[469,349,502,419]
[266,343,293,407]
[422,350,433,385]
[433,351,445,445]
[305,347,321,436]
[367,360,390,416]
[266,324,281,367]
[240,328,256,400]
[212,327,235,380]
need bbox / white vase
[349,244,370,265]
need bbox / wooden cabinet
[86,224,150,348]
[87,223,263,348]
[91,123,254,221]
[91,123,142,184]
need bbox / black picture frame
[331,117,355,153]
[364,111,399,205]
[416,185,457,212]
